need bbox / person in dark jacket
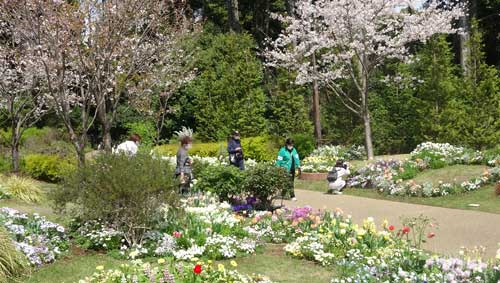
[276,138,301,201]
[228,130,244,170]
[175,135,193,195]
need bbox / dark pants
[289,170,295,198]
[231,159,245,170]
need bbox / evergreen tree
[186,31,267,141]
[439,20,500,149]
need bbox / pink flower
[427,232,435,238]
[173,231,182,238]
[388,225,395,231]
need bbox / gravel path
[283,189,500,258]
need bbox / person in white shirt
[327,160,350,195]
[114,134,141,156]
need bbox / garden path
[284,189,500,258]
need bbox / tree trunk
[226,0,240,32]
[285,0,296,16]
[11,140,20,173]
[10,120,21,173]
[362,109,374,160]
[459,15,470,74]
[102,121,112,152]
[311,53,322,145]
[360,66,374,160]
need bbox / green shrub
[290,134,315,159]
[0,156,9,174]
[0,227,27,283]
[154,143,225,158]
[154,137,279,162]
[3,175,43,203]
[242,164,290,210]
[411,150,448,169]
[240,136,278,162]
[393,162,420,181]
[50,153,179,247]
[195,165,245,202]
[23,154,75,183]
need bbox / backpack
[327,168,338,182]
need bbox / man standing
[276,138,300,201]
[228,130,244,170]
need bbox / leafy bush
[195,165,245,202]
[240,136,278,162]
[0,156,9,174]
[154,136,279,162]
[290,134,315,160]
[51,153,179,246]
[393,162,420,180]
[23,154,75,183]
[242,164,290,210]
[2,175,42,203]
[154,143,225,158]
[124,121,157,147]
[0,227,27,283]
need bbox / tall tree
[1,0,96,166]
[77,0,194,151]
[226,0,241,32]
[0,27,46,172]
[266,0,463,159]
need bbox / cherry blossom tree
[77,0,194,151]
[266,0,464,159]
[1,0,97,166]
[0,23,46,172]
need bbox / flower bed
[0,207,69,266]
[347,142,500,197]
[71,194,258,261]
[78,259,274,283]
[301,145,366,173]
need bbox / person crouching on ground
[114,134,141,156]
[276,138,301,201]
[228,130,245,170]
[175,135,193,195]
[327,160,350,195]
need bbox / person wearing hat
[228,130,244,170]
[276,138,301,201]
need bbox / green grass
[21,252,128,283]
[20,245,333,283]
[219,245,334,283]
[411,165,487,185]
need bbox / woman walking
[276,138,301,201]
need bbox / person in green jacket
[276,138,301,201]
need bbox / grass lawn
[19,245,333,283]
[220,245,334,283]
[296,164,500,214]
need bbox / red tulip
[388,225,395,231]
[193,264,202,274]
[402,226,410,234]
[427,232,435,238]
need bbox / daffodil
[230,260,238,267]
[218,263,225,272]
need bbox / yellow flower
[218,264,225,272]
[230,260,238,267]
[96,265,104,271]
[190,257,199,262]
[157,258,166,264]
[207,260,213,264]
